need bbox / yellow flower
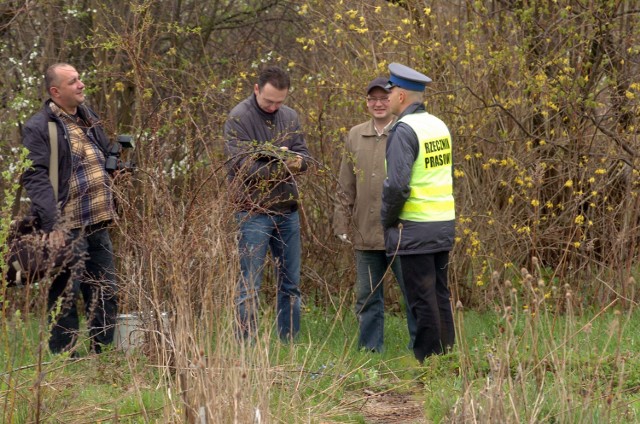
[346,9,358,19]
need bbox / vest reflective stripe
[398,112,455,222]
[410,184,451,198]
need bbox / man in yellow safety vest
[381,62,456,363]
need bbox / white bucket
[114,312,169,352]
[114,313,144,351]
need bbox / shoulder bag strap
[48,121,59,203]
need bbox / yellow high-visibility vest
[397,113,455,222]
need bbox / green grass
[0,309,166,422]
[1,300,639,422]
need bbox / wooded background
[2,0,639,310]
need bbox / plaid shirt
[50,102,115,229]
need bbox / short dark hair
[45,63,74,92]
[257,66,290,90]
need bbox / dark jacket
[381,102,455,256]
[224,94,310,213]
[21,100,111,232]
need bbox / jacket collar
[46,99,96,126]
[397,102,425,120]
[363,117,396,137]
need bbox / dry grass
[1,2,640,422]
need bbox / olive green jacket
[333,118,395,250]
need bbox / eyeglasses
[366,96,390,104]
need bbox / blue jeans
[235,211,301,341]
[355,250,417,352]
[48,224,118,353]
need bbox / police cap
[385,63,432,92]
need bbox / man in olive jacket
[333,77,416,352]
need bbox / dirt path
[354,388,427,423]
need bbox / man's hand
[284,153,303,173]
[44,229,66,249]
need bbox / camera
[105,135,135,173]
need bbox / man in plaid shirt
[22,63,118,355]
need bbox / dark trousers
[400,251,455,363]
[47,225,117,353]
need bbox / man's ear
[398,89,406,104]
[49,87,58,98]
